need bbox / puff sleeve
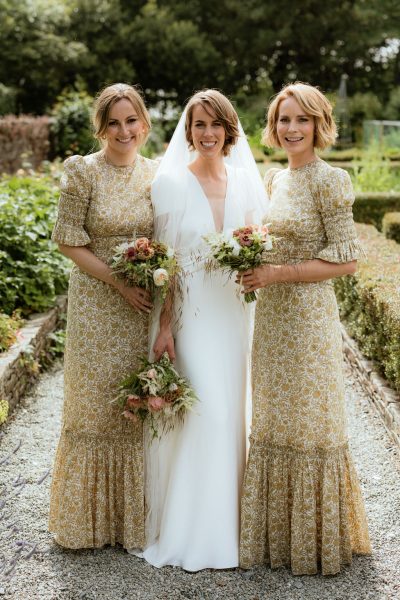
[51,155,91,246]
[264,167,281,201]
[315,167,365,263]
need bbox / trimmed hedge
[334,223,400,392]
[353,193,400,230]
[382,212,400,243]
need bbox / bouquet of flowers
[204,224,273,302]
[115,353,198,438]
[111,236,180,300]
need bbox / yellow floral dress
[49,151,158,549]
[240,158,371,575]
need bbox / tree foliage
[0,0,399,115]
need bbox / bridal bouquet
[111,237,180,300]
[115,353,198,438]
[204,224,273,303]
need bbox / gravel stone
[0,361,399,600]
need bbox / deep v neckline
[188,167,229,233]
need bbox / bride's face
[190,104,226,159]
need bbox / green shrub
[51,88,96,158]
[0,398,9,425]
[353,193,400,230]
[350,143,400,193]
[349,92,383,143]
[386,87,400,121]
[0,174,70,315]
[382,212,400,243]
[0,311,24,353]
[0,83,17,116]
[334,224,400,391]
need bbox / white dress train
[141,165,254,571]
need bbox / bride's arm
[153,291,176,360]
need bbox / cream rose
[153,268,169,287]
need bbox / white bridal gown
[142,165,255,571]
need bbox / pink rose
[126,395,143,408]
[122,410,139,422]
[137,246,155,260]
[135,237,151,252]
[237,233,253,247]
[147,396,166,412]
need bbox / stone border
[342,324,400,447]
[0,295,67,417]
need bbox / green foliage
[0,174,70,315]
[0,0,87,114]
[51,88,96,158]
[0,398,9,425]
[352,194,400,231]
[0,311,23,353]
[386,87,400,121]
[349,92,383,143]
[0,0,398,116]
[334,224,400,391]
[382,212,400,243]
[0,83,17,115]
[350,144,400,193]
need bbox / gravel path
[0,361,399,600]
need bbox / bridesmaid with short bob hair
[239,82,371,575]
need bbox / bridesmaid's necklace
[103,150,137,168]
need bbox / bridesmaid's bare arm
[58,244,153,312]
[238,258,357,292]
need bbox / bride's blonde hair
[263,82,337,150]
[185,89,240,156]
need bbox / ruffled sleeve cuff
[51,220,91,246]
[315,238,366,263]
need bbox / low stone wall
[342,324,400,447]
[0,295,67,416]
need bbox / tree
[0,0,87,113]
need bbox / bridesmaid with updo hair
[49,83,158,549]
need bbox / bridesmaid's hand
[153,327,175,361]
[236,265,281,292]
[116,283,153,313]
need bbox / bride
[139,89,266,571]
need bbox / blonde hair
[263,82,337,150]
[93,83,151,146]
[185,89,240,157]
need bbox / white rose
[115,241,130,253]
[153,268,169,287]
[263,237,273,251]
[229,238,242,256]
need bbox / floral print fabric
[240,159,371,575]
[49,152,158,549]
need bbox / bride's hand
[154,327,175,361]
[235,265,281,292]
[116,282,153,313]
